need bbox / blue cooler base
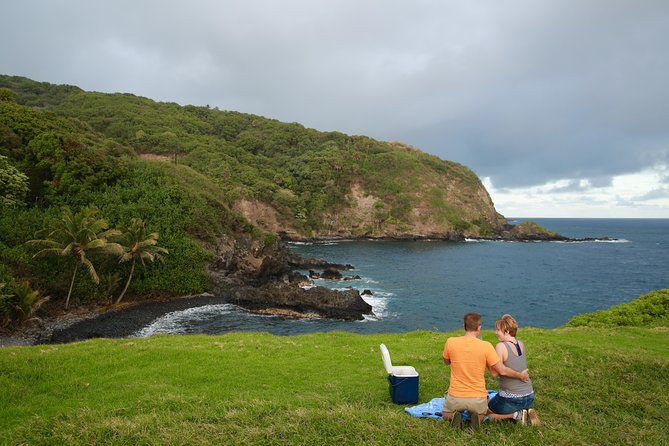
[388,375,419,404]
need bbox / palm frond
[81,257,100,284]
[32,248,67,258]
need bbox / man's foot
[512,409,528,425]
[528,408,541,426]
[469,411,480,430]
[450,411,462,429]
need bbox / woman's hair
[495,314,519,336]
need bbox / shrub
[566,289,669,327]
[0,281,49,328]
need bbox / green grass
[1,327,668,445]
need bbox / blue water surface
[136,219,669,336]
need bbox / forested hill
[0,74,507,240]
[0,74,511,312]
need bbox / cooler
[380,343,419,404]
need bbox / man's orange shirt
[443,336,500,398]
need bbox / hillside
[1,75,506,240]
[0,74,525,317]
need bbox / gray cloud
[1,0,668,191]
[632,187,669,202]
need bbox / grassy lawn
[1,327,668,445]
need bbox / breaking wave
[133,304,236,337]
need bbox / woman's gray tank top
[499,342,533,396]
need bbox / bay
[136,218,669,336]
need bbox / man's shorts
[442,393,489,414]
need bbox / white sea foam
[133,304,235,337]
[552,238,630,244]
[362,295,388,321]
[359,290,392,320]
[464,238,505,243]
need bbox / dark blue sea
[135,219,669,336]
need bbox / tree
[0,155,29,208]
[0,87,16,103]
[28,207,121,309]
[114,218,168,304]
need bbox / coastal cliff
[0,75,566,327]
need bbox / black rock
[287,271,310,284]
[226,284,373,320]
[321,268,343,280]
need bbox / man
[442,312,530,429]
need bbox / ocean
[135,218,669,336]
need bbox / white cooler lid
[392,365,418,377]
[380,343,393,374]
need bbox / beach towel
[404,390,498,420]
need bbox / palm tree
[28,207,121,310]
[114,218,168,304]
[1,282,50,326]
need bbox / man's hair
[463,312,482,331]
[495,314,519,337]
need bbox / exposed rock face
[222,284,373,320]
[205,235,373,320]
[205,234,296,287]
[236,181,507,241]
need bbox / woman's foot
[512,409,528,425]
[528,408,541,426]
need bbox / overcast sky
[2,0,668,217]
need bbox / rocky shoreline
[0,252,373,346]
[1,221,614,346]
[2,284,374,346]
[0,294,224,346]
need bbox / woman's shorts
[488,392,534,415]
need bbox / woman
[487,314,541,426]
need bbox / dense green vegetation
[0,74,496,235]
[0,86,252,317]
[567,288,669,328]
[0,74,501,320]
[1,326,667,445]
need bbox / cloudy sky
[2,0,668,217]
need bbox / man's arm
[489,343,504,377]
[443,357,451,365]
[491,361,529,382]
